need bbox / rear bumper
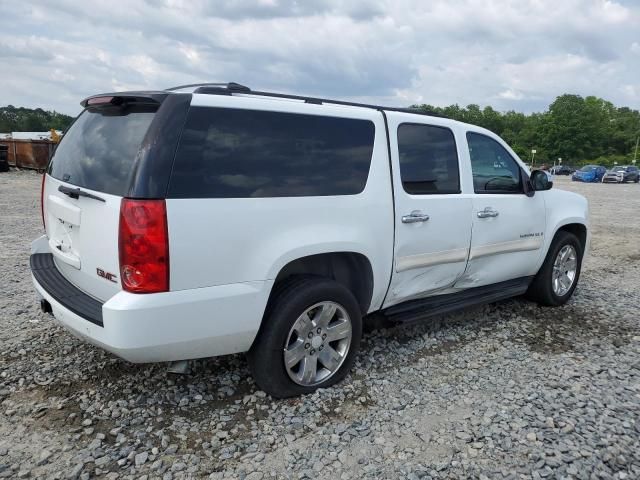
[30,238,272,363]
[31,253,104,326]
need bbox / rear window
[168,107,375,198]
[48,106,156,196]
[397,123,460,194]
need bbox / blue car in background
[572,165,606,182]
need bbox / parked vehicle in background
[551,165,573,175]
[602,165,640,183]
[572,165,606,183]
[30,82,590,398]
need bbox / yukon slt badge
[520,232,543,239]
[96,268,118,283]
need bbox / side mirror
[530,169,553,191]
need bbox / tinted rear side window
[168,107,375,198]
[397,123,460,194]
[48,107,156,196]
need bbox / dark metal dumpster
[0,144,9,172]
[2,139,53,171]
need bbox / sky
[0,0,638,116]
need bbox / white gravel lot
[0,170,639,480]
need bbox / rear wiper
[58,185,106,203]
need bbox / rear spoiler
[80,91,168,108]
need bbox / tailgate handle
[58,185,106,203]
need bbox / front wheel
[526,231,583,306]
[248,277,362,398]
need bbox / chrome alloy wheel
[552,244,577,296]
[283,301,352,387]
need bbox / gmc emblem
[97,268,118,283]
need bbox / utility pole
[634,136,639,164]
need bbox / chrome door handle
[402,210,430,224]
[477,207,499,218]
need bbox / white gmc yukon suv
[31,83,589,398]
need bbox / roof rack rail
[165,82,251,92]
[184,82,445,118]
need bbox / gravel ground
[1,170,639,480]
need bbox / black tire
[248,276,362,398]
[526,231,583,306]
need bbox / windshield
[48,106,156,196]
[579,166,596,172]
[611,166,625,172]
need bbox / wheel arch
[268,251,375,315]
[526,220,586,306]
[553,222,587,253]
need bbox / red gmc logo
[96,268,118,283]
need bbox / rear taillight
[118,199,169,293]
[40,173,46,231]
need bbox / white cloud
[498,89,524,101]
[179,44,201,63]
[0,0,638,115]
[621,84,638,100]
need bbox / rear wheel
[526,231,583,306]
[248,277,362,398]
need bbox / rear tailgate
[43,176,123,301]
[44,100,159,302]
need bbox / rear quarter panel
[166,96,394,313]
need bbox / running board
[383,277,533,324]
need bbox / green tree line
[0,105,74,133]
[413,94,640,167]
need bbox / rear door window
[168,107,375,198]
[397,123,460,194]
[48,106,156,196]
